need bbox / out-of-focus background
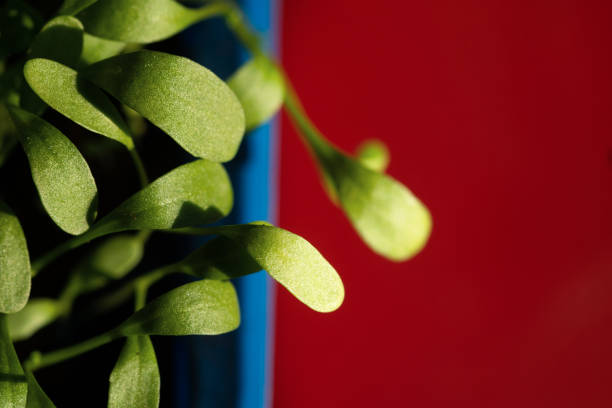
[274,1,612,407]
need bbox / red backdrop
[274,1,612,407]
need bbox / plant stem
[31,232,94,277]
[25,329,121,372]
[127,147,149,187]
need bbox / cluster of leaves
[0,0,432,406]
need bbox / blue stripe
[174,0,279,406]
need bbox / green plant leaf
[227,57,284,131]
[67,235,144,295]
[79,33,125,66]
[179,236,261,281]
[0,314,27,408]
[24,58,133,148]
[29,16,84,67]
[117,280,240,336]
[285,89,432,262]
[7,299,61,342]
[82,50,245,162]
[321,146,431,261]
[0,200,31,314]
[0,0,43,60]
[77,0,224,44]
[355,139,390,173]
[108,336,159,408]
[87,159,232,239]
[8,106,98,235]
[20,15,85,114]
[81,234,144,280]
[25,371,56,408]
[58,0,98,16]
[216,223,344,312]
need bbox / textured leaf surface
[0,315,27,408]
[82,50,245,161]
[20,15,84,114]
[77,0,220,43]
[58,0,98,16]
[355,139,390,173]
[0,201,30,314]
[7,299,61,342]
[8,106,98,235]
[24,59,133,148]
[88,160,232,239]
[108,336,159,408]
[216,224,344,312]
[118,280,240,336]
[25,371,56,408]
[227,57,284,131]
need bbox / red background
[274,1,612,407]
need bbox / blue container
[174,1,279,407]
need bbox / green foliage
[181,223,344,312]
[0,201,30,314]
[24,58,134,148]
[108,335,159,408]
[284,88,432,261]
[82,50,245,161]
[7,299,61,342]
[87,159,233,239]
[228,57,285,131]
[76,0,226,44]
[0,1,431,405]
[118,280,240,336]
[0,315,27,408]
[8,105,98,235]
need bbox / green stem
[25,329,121,372]
[93,265,177,314]
[31,232,94,277]
[128,147,149,187]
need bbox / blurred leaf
[355,139,390,173]
[25,371,56,408]
[24,58,133,148]
[117,280,240,336]
[285,89,432,262]
[58,0,98,16]
[227,57,284,131]
[0,0,43,60]
[87,160,232,239]
[21,16,84,114]
[67,235,144,295]
[108,336,159,408]
[8,106,98,235]
[79,33,125,66]
[7,299,61,342]
[0,201,31,314]
[77,0,225,43]
[215,223,344,312]
[0,315,27,408]
[81,234,144,280]
[82,50,245,162]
